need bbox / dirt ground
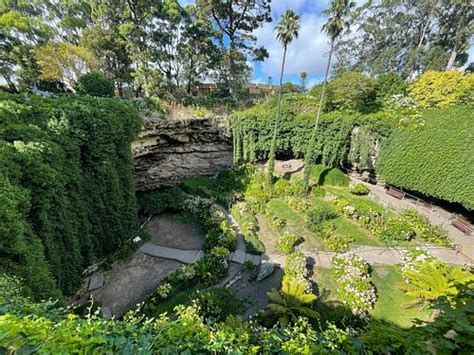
[145,213,205,250]
[230,267,284,320]
[90,252,181,317]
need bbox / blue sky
[181,0,474,88]
[181,0,338,87]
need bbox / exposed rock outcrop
[133,117,233,191]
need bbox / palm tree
[300,71,308,90]
[302,0,355,192]
[267,10,300,185]
[266,275,318,325]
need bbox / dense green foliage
[230,96,394,168]
[323,72,377,113]
[0,94,141,297]
[75,71,114,97]
[408,70,473,108]
[377,106,474,209]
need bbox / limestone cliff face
[132,117,233,191]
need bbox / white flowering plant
[331,253,377,317]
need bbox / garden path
[350,177,474,260]
[139,205,472,270]
[140,204,262,266]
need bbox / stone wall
[132,117,233,191]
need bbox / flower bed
[331,253,377,317]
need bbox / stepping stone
[245,253,261,266]
[88,274,104,291]
[230,250,247,264]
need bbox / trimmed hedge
[0,94,141,297]
[377,106,474,210]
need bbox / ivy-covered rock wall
[0,94,141,298]
[230,96,474,210]
[230,96,394,170]
[377,106,474,210]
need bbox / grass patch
[267,199,324,250]
[312,267,339,302]
[371,266,430,328]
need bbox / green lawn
[371,266,430,328]
[267,198,382,249]
[267,199,324,250]
[312,267,339,302]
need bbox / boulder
[256,260,275,281]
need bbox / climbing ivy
[377,106,474,210]
[230,96,394,169]
[0,93,141,298]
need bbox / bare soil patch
[90,252,181,317]
[145,213,205,250]
[230,267,284,320]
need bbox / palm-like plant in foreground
[266,275,318,325]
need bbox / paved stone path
[350,177,474,261]
[140,204,263,266]
[140,204,472,270]
[139,243,204,263]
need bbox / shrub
[408,70,473,108]
[156,282,173,299]
[273,178,291,197]
[311,186,326,198]
[331,253,376,317]
[285,251,307,281]
[400,209,451,247]
[192,288,244,322]
[324,168,350,187]
[244,172,272,212]
[324,72,378,112]
[377,217,416,243]
[349,183,370,195]
[278,233,301,255]
[306,204,338,233]
[75,71,114,96]
[375,72,407,102]
[325,234,353,252]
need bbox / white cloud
[254,12,330,80]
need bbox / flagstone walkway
[139,204,472,269]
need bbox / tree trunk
[445,46,457,71]
[2,74,17,93]
[118,83,123,97]
[303,39,335,192]
[229,39,236,95]
[267,45,287,184]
